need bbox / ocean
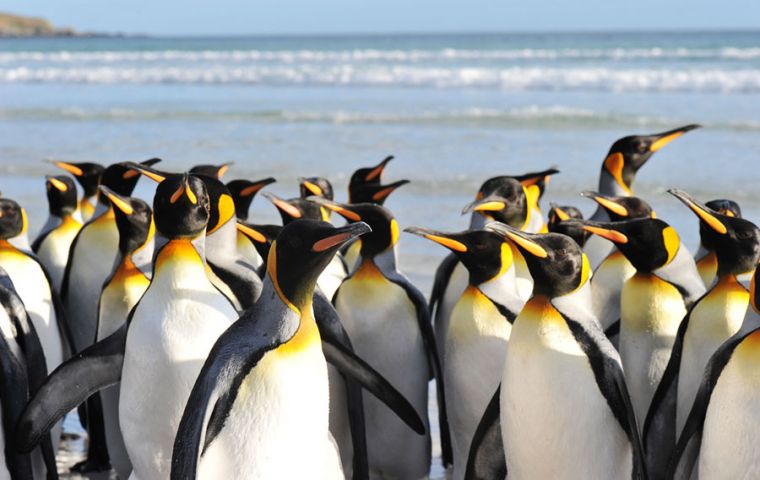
[1,30,759,478]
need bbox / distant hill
[0,12,77,37]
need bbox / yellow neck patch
[389,219,399,248]
[604,152,632,195]
[493,242,514,280]
[662,226,680,265]
[208,194,235,235]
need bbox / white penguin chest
[97,260,150,341]
[590,250,636,330]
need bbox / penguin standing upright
[50,160,105,223]
[582,217,706,424]
[227,177,276,269]
[32,175,82,292]
[692,198,743,288]
[585,125,701,268]
[643,190,760,476]
[668,264,760,479]
[264,192,346,301]
[169,218,420,480]
[93,186,154,480]
[582,192,657,333]
[406,227,523,480]
[0,198,67,458]
[318,199,444,479]
[467,223,645,480]
[119,174,238,480]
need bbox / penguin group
[0,122,758,480]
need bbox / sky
[4,0,760,36]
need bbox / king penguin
[227,177,276,269]
[0,266,58,480]
[406,226,523,480]
[0,197,67,459]
[264,192,347,301]
[581,217,706,425]
[50,160,105,223]
[582,191,657,334]
[466,222,645,480]
[668,263,760,479]
[32,175,82,292]
[585,124,701,268]
[93,186,154,480]
[317,198,445,479]
[692,198,743,288]
[643,190,760,477]
[170,219,429,480]
[300,176,335,201]
[189,162,232,180]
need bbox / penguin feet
[70,458,112,473]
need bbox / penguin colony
[0,124,759,480]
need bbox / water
[1,31,759,478]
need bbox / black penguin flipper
[668,327,754,479]
[58,220,86,303]
[429,252,457,315]
[14,325,127,453]
[385,272,452,466]
[604,319,620,339]
[464,385,506,480]
[207,259,263,311]
[172,318,286,480]
[322,341,425,435]
[643,310,693,478]
[561,314,647,480]
[313,290,369,480]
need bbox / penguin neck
[0,239,20,254]
[39,212,80,237]
[258,278,320,355]
[205,218,240,264]
[359,245,398,277]
[153,235,208,285]
[598,169,631,198]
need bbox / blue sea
[1,31,760,478]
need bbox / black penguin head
[237,221,282,265]
[45,175,78,217]
[299,177,334,201]
[0,199,26,240]
[100,186,153,255]
[153,174,210,239]
[601,124,700,195]
[405,227,512,286]
[309,198,398,258]
[463,177,527,228]
[581,191,655,222]
[670,189,760,276]
[225,177,276,221]
[705,199,742,219]
[189,163,233,180]
[101,158,162,198]
[348,155,410,204]
[581,217,681,273]
[486,222,590,298]
[268,220,370,311]
[509,168,560,205]
[264,192,325,225]
[547,204,589,247]
[50,160,105,197]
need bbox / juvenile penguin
[546,204,589,247]
[582,191,656,333]
[93,186,154,480]
[170,220,428,480]
[668,269,760,479]
[643,190,760,476]
[265,192,346,300]
[50,160,105,222]
[582,217,706,424]
[407,227,523,480]
[693,199,743,288]
[585,124,701,268]
[119,174,238,480]
[467,223,645,480]
[320,199,443,479]
[32,175,82,292]
[226,177,276,269]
